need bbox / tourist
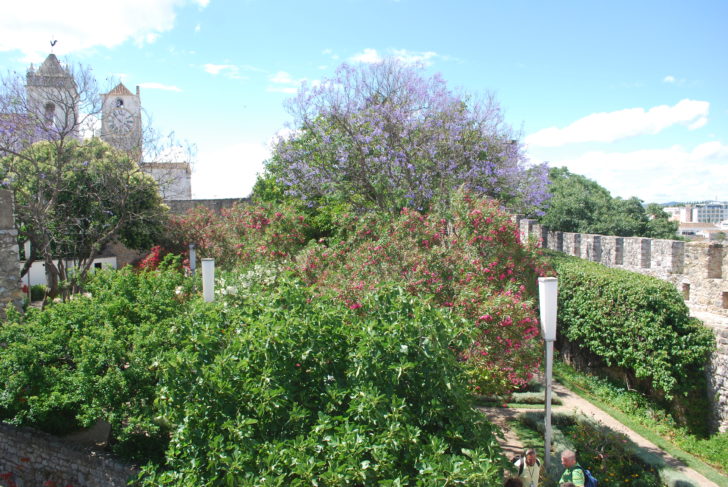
[559,450,585,487]
[513,448,541,487]
[503,478,524,487]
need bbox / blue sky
[1,0,726,203]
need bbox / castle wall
[0,189,24,315]
[0,423,138,487]
[166,197,248,215]
[521,218,728,432]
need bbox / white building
[691,202,728,224]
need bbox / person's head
[561,483,576,487]
[561,449,577,468]
[504,478,524,487]
[524,448,537,466]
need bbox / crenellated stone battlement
[516,217,728,432]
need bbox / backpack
[580,466,598,487]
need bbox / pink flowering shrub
[170,191,547,395]
[295,191,545,394]
[137,245,167,271]
[168,202,311,268]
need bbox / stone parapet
[0,189,23,314]
[0,422,138,487]
[166,197,248,215]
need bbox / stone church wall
[0,423,138,487]
[518,217,728,432]
[0,189,24,315]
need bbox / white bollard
[202,258,215,302]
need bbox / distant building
[677,221,720,240]
[691,202,728,224]
[664,205,693,223]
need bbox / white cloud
[322,48,339,60]
[270,71,294,84]
[350,48,382,64]
[349,48,440,66]
[193,141,271,198]
[203,63,237,75]
[266,71,314,94]
[526,99,710,148]
[537,141,728,202]
[0,0,208,61]
[202,63,260,79]
[138,82,182,92]
[390,49,438,66]
[194,24,201,33]
[662,74,689,86]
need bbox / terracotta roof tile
[108,83,133,96]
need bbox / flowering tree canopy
[269,59,549,215]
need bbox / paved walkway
[480,382,723,487]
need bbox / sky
[1,0,726,204]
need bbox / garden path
[480,382,722,487]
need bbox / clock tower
[101,83,142,161]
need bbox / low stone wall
[0,423,138,487]
[0,189,24,315]
[517,217,728,431]
[166,197,248,215]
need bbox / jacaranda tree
[267,59,549,215]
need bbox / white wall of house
[21,257,118,287]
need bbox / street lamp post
[538,277,558,472]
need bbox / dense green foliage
[555,361,728,475]
[142,277,505,485]
[539,167,678,239]
[0,257,190,460]
[0,261,507,485]
[550,253,714,399]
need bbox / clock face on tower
[106,106,135,134]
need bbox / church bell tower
[101,83,142,161]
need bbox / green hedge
[549,254,714,399]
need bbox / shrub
[292,191,547,395]
[550,253,714,399]
[29,284,47,302]
[0,256,191,461]
[167,202,312,270]
[140,279,506,485]
[169,190,549,396]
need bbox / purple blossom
[273,58,550,214]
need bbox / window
[681,283,690,301]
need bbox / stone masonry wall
[517,217,728,432]
[0,189,24,315]
[0,423,138,487]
